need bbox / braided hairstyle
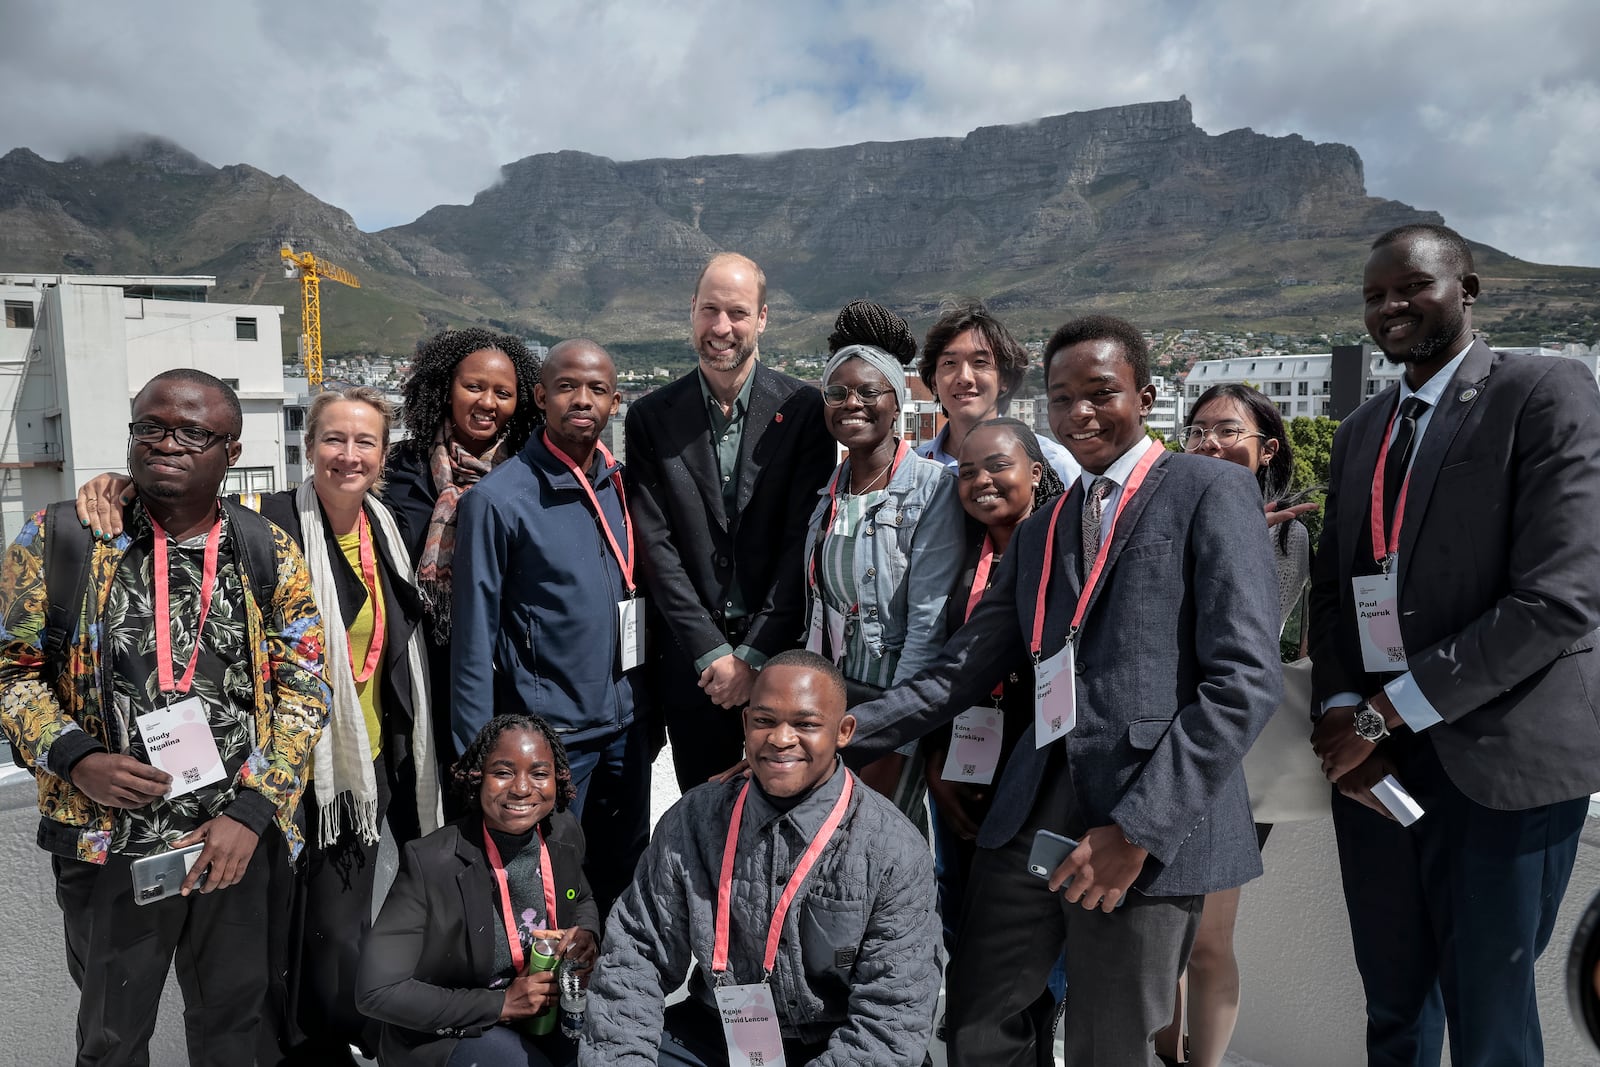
[450,712,576,814]
[398,327,542,457]
[970,416,1068,514]
[827,300,917,366]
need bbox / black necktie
[1383,396,1430,528]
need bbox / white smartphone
[131,843,205,905]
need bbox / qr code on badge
[961,764,976,776]
[750,1053,765,1066]
[182,767,202,784]
[1386,647,1404,664]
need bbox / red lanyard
[712,773,855,980]
[964,535,1005,700]
[348,512,385,684]
[809,440,911,596]
[150,510,222,696]
[543,432,634,594]
[1368,400,1413,569]
[1032,443,1163,658]
[482,824,559,975]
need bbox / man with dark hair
[581,648,939,1066]
[1309,224,1600,1065]
[848,314,1280,1066]
[915,300,1078,484]
[452,339,650,917]
[626,253,837,791]
[0,370,329,1066]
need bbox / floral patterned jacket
[0,502,330,864]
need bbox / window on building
[223,467,275,494]
[1367,379,1380,396]
[235,317,258,341]
[1298,381,1309,395]
[221,378,240,391]
[1277,401,1290,415]
[1322,380,1332,394]
[5,301,35,329]
[285,445,301,466]
[285,407,305,431]
[1267,381,1290,397]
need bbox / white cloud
[1,0,1596,264]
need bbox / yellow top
[338,528,385,759]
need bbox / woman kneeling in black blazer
[358,714,600,1067]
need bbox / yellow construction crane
[280,243,361,392]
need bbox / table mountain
[2,100,1594,357]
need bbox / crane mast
[280,244,361,392]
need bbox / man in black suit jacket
[626,253,837,790]
[1310,224,1600,1067]
[849,316,1281,1067]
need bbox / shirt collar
[740,757,848,838]
[699,363,759,419]
[1399,339,1474,408]
[1078,433,1156,495]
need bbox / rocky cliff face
[2,99,1581,353]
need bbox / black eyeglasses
[822,384,892,407]
[128,421,236,451]
[1177,425,1266,451]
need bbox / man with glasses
[626,253,837,790]
[0,368,329,1067]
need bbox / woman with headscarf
[802,300,965,828]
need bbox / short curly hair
[398,328,542,457]
[1042,315,1151,390]
[450,713,576,814]
[917,301,1032,415]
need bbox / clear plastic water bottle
[559,957,588,1040]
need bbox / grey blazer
[849,450,1282,897]
[1308,339,1600,810]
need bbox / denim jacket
[801,450,965,686]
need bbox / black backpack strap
[219,497,281,614]
[41,502,94,678]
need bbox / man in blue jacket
[453,338,647,916]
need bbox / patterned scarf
[418,424,503,641]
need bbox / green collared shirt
[696,367,765,673]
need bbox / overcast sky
[2,0,1597,266]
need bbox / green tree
[1286,415,1338,546]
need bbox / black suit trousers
[54,836,276,1067]
[1333,740,1587,1067]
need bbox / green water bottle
[520,936,561,1037]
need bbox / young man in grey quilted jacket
[580,649,939,1066]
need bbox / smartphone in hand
[131,843,206,905]
[1027,829,1079,881]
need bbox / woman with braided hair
[801,300,965,831]
[358,713,599,1067]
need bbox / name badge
[714,982,786,1067]
[1353,573,1407,672]
[1034,642,1076,747]
[135,696,226,799]
[618,597,645,673]
[945,707,1003,785]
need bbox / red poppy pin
[775,413,784,423]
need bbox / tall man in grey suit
[627,253,837,791]
[849,315,1281,1067]
[1310,224,1600,1067]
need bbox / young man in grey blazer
[1310,224,1600,1066]
[848,315,1282,1067]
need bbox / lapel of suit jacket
[1075,452,1170,628]
[1396,338,1495,569]
[454,824,496,976]
[1339,387,1394,577]
[666,372,730,531]
[732,363,784,522]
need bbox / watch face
[1354,708,1386,741]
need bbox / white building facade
[0,273,291,542]
[1181,345,1580,422]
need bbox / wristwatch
[1353,704,1390,743]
